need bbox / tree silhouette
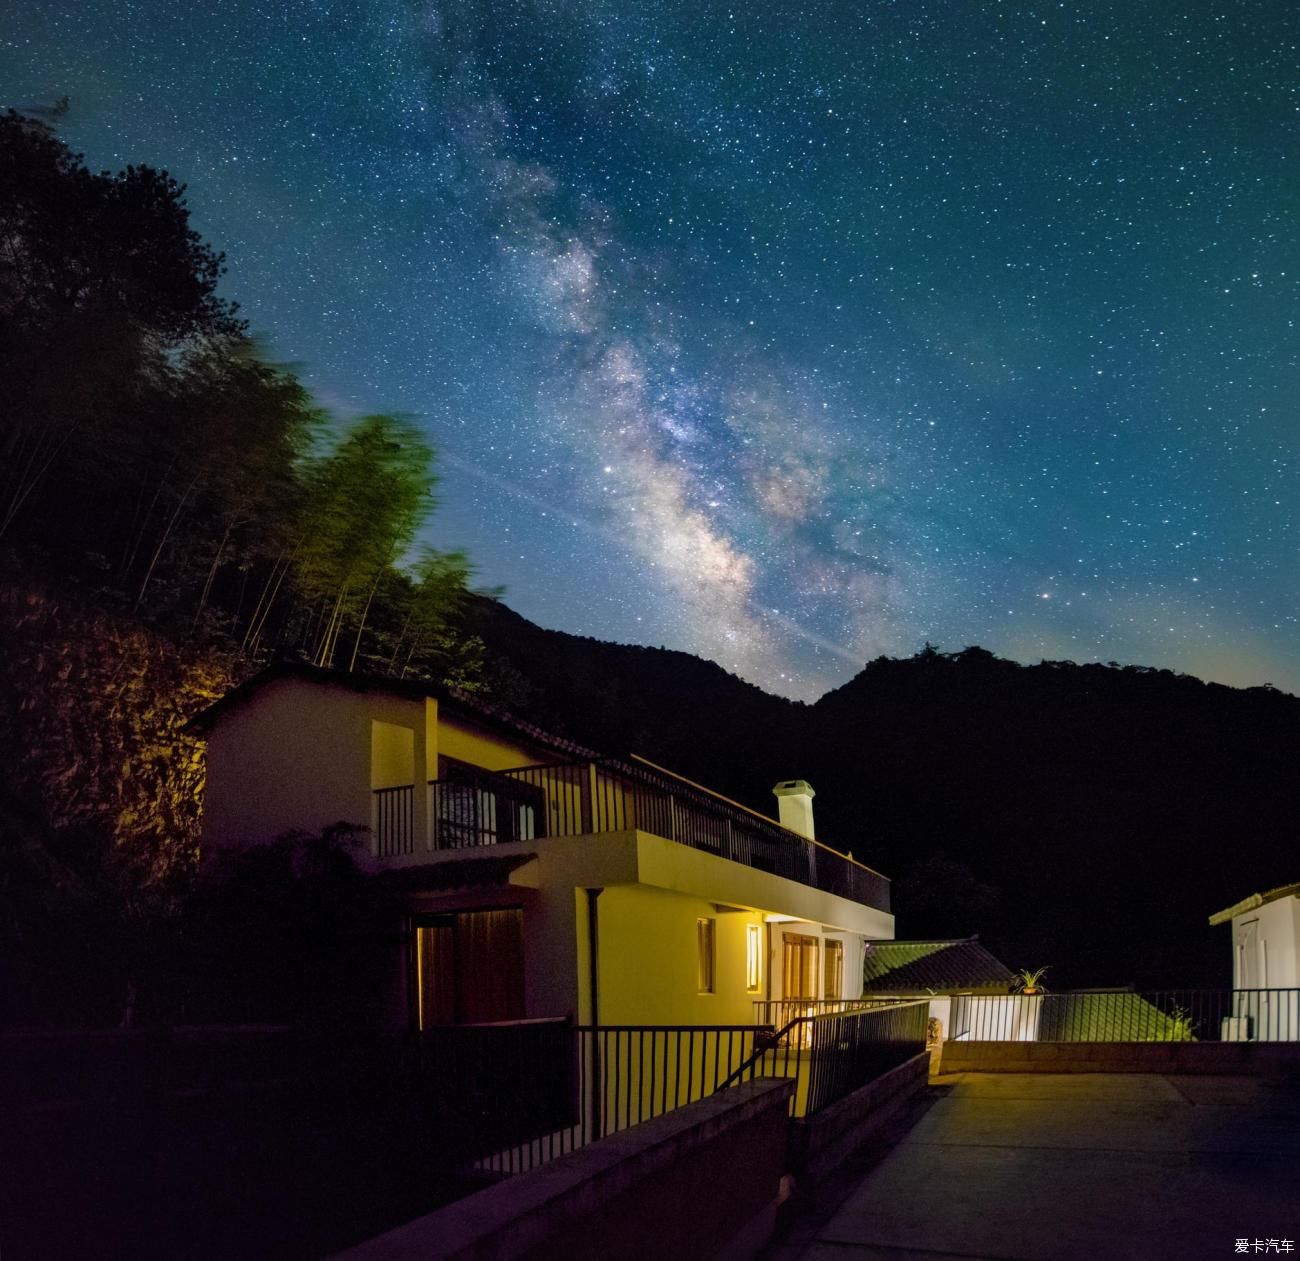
[0,110,243,541]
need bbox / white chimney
[773,780,815,840]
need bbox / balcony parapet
[375,757,889,913]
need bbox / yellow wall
[370,720,415,789]
[636,831,892,940]
[595,884,767,1026]
[435,714,542,772]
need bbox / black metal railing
[725,1000,930,1117]
[1,1013,929,1253]
[799,1001,930,1114]
[751,997,904,1027]
[473,1023,776,1176]
[947,988,1300,1043]
[372,784,415,856]
[427,758,890,912]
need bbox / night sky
[6,1,1297,700]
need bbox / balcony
[373,757,890,913]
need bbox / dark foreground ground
[768,1071,1300,1261]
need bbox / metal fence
[372,785,414,856]
[475,1006,929,1174]
[423,758,889,911]
[752,997,905,1027]
[474,1023,776,1175]
[725,1000,930,1118]
[948,988,1300,1044]
[0,1012,932,1254]
[799,1001,930,1114]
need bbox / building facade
[194,663,895,1029]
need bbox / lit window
[697,917,716,993]
[746,923,762,992]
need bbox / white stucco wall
[766,923,869,1006]
[202,678,432,853]
[1231,895,1299,990]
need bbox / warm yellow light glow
[746,923,762,991]
[697,917,716,993]
[414,924,424,1031]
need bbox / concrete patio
[770,1071,1300,1260]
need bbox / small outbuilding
[1208,881,1300,991]
[1209,881,1300,1042]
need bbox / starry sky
[5,1,1298,699]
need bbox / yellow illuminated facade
[196,663,895,1030]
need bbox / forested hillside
[471,604,1300,990]
[0,109,489,1022]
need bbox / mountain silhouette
[469,602,1300,989]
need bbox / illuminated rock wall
[0,579,236,886]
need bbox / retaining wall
[937,1040,1300,1075]
[786,1050,932,1184]
[329,1077,795,1261]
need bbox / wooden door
[414,908,526,1026]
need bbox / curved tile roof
[862,936,1015,993]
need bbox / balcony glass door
[436,757,545,847]
[782,932,820,1000]
[824,939,844,1000]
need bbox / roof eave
[1208,881,1300,926]
[185,661,603,761]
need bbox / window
[697,917,716,993]
[824,939,844,1001]
[746,923,762,992]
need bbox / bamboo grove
[0,109,483,684]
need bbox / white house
[191,662,895,1031]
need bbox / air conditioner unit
[1221,1016,1252,1042]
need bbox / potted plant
[1011,966,1050,995]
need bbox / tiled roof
[1034,992,1189,1041]
[1208,881,1300,926]
[862,937,1015,993]
[185,660,603,761]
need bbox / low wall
[330,1077,795,1261]
[786,1050,931,1184]
[937,1040,1300,1076]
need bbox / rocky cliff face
[0,579,236,887]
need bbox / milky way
[6,1,1297,698]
